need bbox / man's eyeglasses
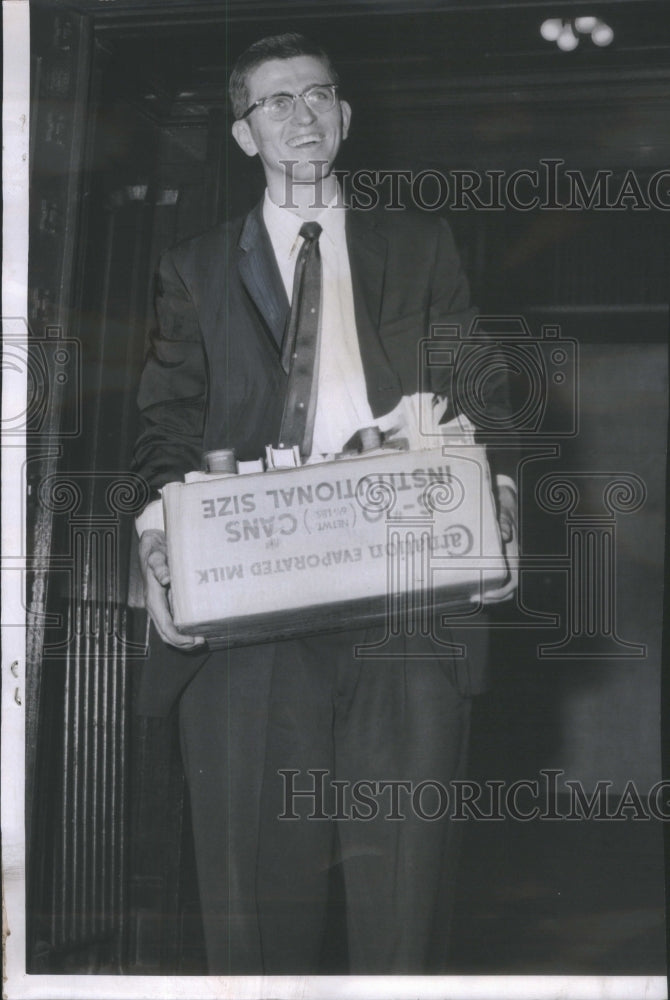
[239,84,339,122]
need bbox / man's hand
[471,483,518,605]
[139,528,206,649]
[496,483,517,545]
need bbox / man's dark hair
[229,33,340,119]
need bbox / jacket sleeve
[427,218,519,484]
[131,248,208,503]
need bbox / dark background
[26,0,668,976]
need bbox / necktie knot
[299,221,322,243]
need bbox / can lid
[359,426,382,452]
[204,449,237,473]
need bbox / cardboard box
[163,444,509,647]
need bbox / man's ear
[340,100,352,141]
[232,119,258,158]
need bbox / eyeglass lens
[265,86,336,120]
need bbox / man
[133,33,516,974]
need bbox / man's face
[231,55,351,195]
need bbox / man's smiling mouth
[287,133,323,148]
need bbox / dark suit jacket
[132,200,514,716]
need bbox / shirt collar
[263,186,345,257]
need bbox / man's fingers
[153,617,206,649]
[147,547,171,585]
[499,516,514,544]
[139,529,171,585]
[496,485,517,546]
[139,528,205,649]
[145,575,206,648]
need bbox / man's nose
[292,95,317,123]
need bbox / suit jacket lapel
[237,201,289,349]
[346,209,403,417]
[236,201,401,416]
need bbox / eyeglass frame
[238,83,340,121]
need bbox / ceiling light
[540,18,563,41]
[574,16,597,33]
[557,23,579,50]
[540,15,614,50]
[591,20,614,46]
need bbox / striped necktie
[278,221,322,459]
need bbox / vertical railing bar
[94,533,103,948]
[99,528,109,942]
[116,603,129,971]
[69,530,84,944]
[112,533,122,964]
[100,528,113,939]
[89,531,99,943]
[58,601,74,948]
[109,601,119,954]
[79,529,92,942]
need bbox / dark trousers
[179,628,472,974]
